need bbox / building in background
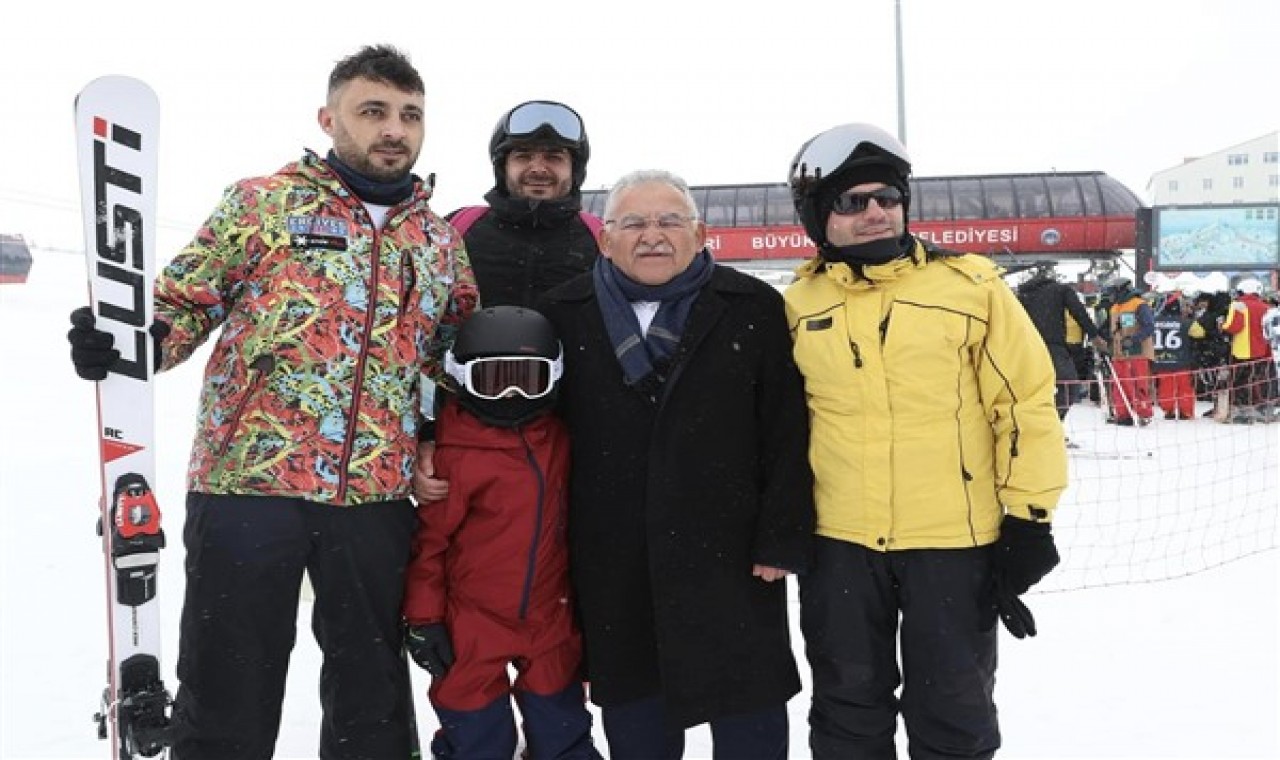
[1142,133,1279,291]
[1148,131,1279,205]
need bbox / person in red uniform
[403,306,601,760]
[1221,278,1276,424]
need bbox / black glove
[68,306,119,380]
[405,623,454,677]
[992,576,1037,639]
[68,306,169,381]
[988,515,1060,638]
[992,515,1059,596]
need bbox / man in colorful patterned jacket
[68,44,478,759]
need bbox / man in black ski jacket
[414,101,605,503]
[449,100,602,308]
[1017,266,1109,419]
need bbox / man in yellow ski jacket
[784,122,1067,760]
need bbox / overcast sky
[2,0,1276,257]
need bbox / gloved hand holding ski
[68,306,169,381]
[69,306,121,380]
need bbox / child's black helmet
[445,306,563,428]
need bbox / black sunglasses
[831,186,903,215]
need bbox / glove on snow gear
[68,306,169,381]
[993,577,1038,639]
[992,515,1059,595]
[405,623,455,677]
[986,515,1059,638]
[69,306,119,381]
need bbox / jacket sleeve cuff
[1006,504,1054,523]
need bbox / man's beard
[335,136,413,182]
[512,171,569,199]
[350,149,409,182]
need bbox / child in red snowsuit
[403,306,600,760]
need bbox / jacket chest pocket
[794,314,860,378]
[882,304,977,380]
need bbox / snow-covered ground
[2,249,1278,759]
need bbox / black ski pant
[1049,345,1078,420]
[601,695,788,760]
[800,538,999,760]
[1067,344,1094,404]
[169,492,418,760]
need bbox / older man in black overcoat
[538,169,815,760]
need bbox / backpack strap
[450,206,602,239]
[578,211,604,238]
[447,206,489,237]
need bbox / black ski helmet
[1104,275,1133,299]
[788,123,912,249]
[445,306,563,428]
[489,100,590,194]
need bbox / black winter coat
[454,190,600,308]
[1018,274,1098,382]
[538,265,814,728]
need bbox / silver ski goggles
[504,101,585,143]
[444,353,564,401]
[790,125,865,185]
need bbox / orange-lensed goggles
[445,354,563,400]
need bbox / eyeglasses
[504,101,585,143]
[604,213,698,233]
[830,186,903,215]
[444,354,563,401]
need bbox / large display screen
[1152,204,1279,270]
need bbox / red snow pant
[1155,369,1195,418]
[1110,356,1154,422]
[430,598,583,711]
[427,600,592,759]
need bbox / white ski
[75,75,171,759]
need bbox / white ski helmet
[1237,278,1263,295]
[788,123,912,249]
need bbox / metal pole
[895,0,907,144]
